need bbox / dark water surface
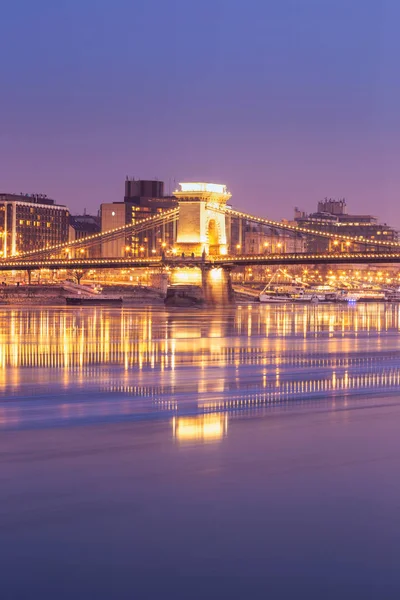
[1,304,400,597]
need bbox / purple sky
[2,0,400,226]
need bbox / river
[1,303,400,597]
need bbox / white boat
[259,289,293,303]
[342,289,385,302]
[292,289,322,303]
[259,270,295,303]
[259,270,343,304]
[384,289,400,302]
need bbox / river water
[2,303,400,597]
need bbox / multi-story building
[294,198,398,252]
[243,225,305,255]
[69,214,101,257]
[101,179,177,257]
[227,215,306,255]
[0,193,69,257]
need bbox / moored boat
[259,290,293,303]
[384,288,400,302]
[342,289,385,302]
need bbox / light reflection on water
[0,303,400,431]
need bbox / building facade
[101,179,177,257]
[227,215,306,255]
[0,193,69,257]
[294,198,398,252]
[69,214,101,257]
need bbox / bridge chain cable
[223,207,400,249]
[1,208,179,262]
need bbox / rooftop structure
[124,178,164,201]
[317,198,347,216]
[0,193,57,207]
[174,182,231,206]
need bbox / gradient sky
[2,0,400,225]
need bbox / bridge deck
[1,252,400,271]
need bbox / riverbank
[0,284,165,305]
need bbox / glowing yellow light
[210,268,222,281]
[172,415,227,442]
[178,182,227,194]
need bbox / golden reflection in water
[172,414,228,443]
[0,305,398,372]
[107,365,400,416]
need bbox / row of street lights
[236,242,284,254]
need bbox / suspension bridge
[1,183,399,299]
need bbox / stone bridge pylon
[174,182,231,256]
[171,182,235,304]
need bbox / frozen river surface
[2,304,400,597]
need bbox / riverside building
[294,198,398,252]
[0,193,69,257]
[100,179,177,257]
[69,214,101,257]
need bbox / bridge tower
[174,182,231,256]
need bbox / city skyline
[3,3,400,592]
[2,0,400,226]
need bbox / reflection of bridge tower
[174,183,231,256]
